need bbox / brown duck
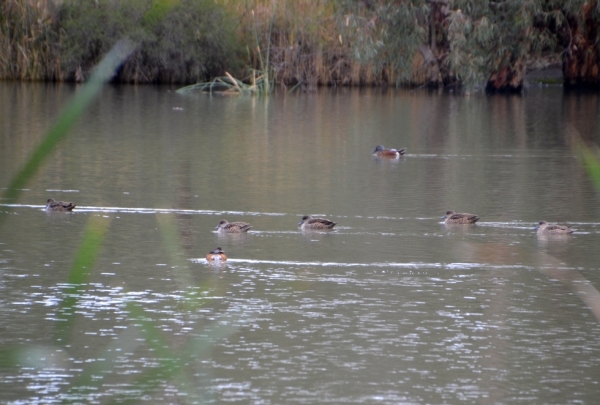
[442,210,479,224]
[536,221,574,235]
[215,220,252,233]
[298,215,337,230]
[45,198,76,212]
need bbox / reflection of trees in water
[536,251,600,323]
[454,237,600,322]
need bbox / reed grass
[573,137,600,190]
[0,39,135,229]
[0,40,132,400]
[177,70,272,95]
[233,0,376,89]
[0,0,60,80]
[1,0,242,83]
[54,215,112,343]
[1,0,391,87]
[2,0,594,89]
[62,0,242,83]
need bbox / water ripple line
[191,258,538,270]
[0,204,288,216]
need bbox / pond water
[1,82,600,404]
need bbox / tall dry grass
[59,0,242,83]
[0,0,61,81]
[0,0,410,86]
[1,0,242,83]
[229,0,389,89]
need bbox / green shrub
[59,0,242,83]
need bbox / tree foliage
[58,0,242,83]
[339,0,598,91]
[2,0,599,89]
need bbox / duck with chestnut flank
[206,247,227,262]
[371,145,406,157]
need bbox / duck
[371,144,406,157]
[206,247,227,262]
[298,215,337,230]
[442,210,479,224]
[536,221,574,235]
[45,198,76,212]
[215,219,252,233]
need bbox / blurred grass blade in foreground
[577,141,600,189]
[54,215,112,343]
[0,39,135,225]
[569,123,600,190]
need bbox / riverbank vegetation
[0,0,241,83]
[1,0,599,91]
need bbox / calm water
[1,82,600,404]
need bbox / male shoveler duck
[298,215,337,230]
[536,221,574,235]
[372,145,406,157]
[215,219,252,233]
[442,210,479,224]
[45,198,76,212]
[206,247,227,262]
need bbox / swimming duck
[206,247,227,262]
[45,198,76,212]
[298,215,337,230]
[442,210,479,224]
[215,219,252,233]
[536,221,574,235]
[372,145,406,157]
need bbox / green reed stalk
[0,39,135,227]
[54,216,112,343]
[0,4,242,402]
[251,7,274,94]
[574,139,600,190]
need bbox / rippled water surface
[1,83,600,404]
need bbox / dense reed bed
[1,0,597,90]
[0,0,59,81]
[0,0,404,87]
[1,0,241,83]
